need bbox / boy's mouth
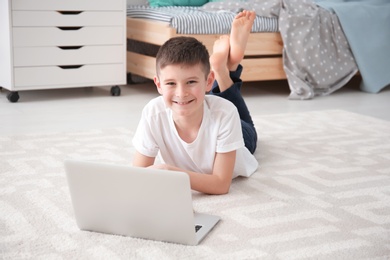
[173,99,194,105]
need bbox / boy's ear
[154,76,163,95]
[206,70,215,92]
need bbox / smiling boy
[132,11,258,195]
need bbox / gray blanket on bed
[278,0,358,99]
[315,0,390,94]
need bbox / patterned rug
[1,110,390,259]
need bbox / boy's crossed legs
[209,10,257,154]
[210,10,255,89]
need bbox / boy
[132,10,258,195]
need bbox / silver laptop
[64,159,220,245]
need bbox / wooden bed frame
[126,17,286,82]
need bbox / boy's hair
[156,36,210,78]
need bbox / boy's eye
[187,80,197,85]
[166,82,175,86]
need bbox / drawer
[14,64,125,88]
[12,0,124,11]
[14,46,124,66]
[12,11,124,27]
[13,27,124,47]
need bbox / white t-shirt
[132,95,258,178]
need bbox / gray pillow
[127,0,149,5]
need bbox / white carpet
[1,110,390,259]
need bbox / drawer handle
[57,26,83,31]
[58,65,83,69]
[58,46,83,50]
[57,11,83,15]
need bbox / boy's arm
[150,150,236,195]
[189,150,236,195]
[133,151,155,167]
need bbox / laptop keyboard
[195,225,202,233]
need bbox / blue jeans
[209,65,258,154]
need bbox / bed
[126,5,286,83]
[125,1,390,99]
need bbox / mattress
[126,5,279,34]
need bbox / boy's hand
[148,150,236,195]
[148,164,179,171]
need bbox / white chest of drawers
[0,0,126,102]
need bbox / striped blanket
[126,6,279,34]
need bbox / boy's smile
[154,63,214,120]
[173,100,194,105]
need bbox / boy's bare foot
[210,35,233,92]
[229,10,256,71]
[210,35,230,75]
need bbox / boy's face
[154,63,214,119]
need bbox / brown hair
[156,36,210,78]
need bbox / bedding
[126,0,149,5]
[316,0,390,94]
[279,0,390,97]
[279,0,358,99]
[149,0,208,7]
[201,0,279,17]
[126,6,279,34]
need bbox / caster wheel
[7,91,20,103]
[110,85,121,96]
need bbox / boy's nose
[175,85,188,97]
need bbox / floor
[1,77,389,136]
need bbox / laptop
[64,159,220,245]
